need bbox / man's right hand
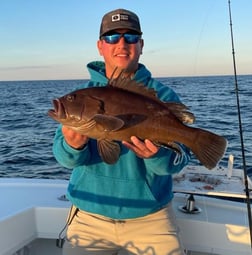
[62,126,89,149]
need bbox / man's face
[97,29,144,78]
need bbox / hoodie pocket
[68,169,160,219]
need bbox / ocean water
[0,75,251,179]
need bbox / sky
[0,0,251,81]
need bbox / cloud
[0,65,51,71]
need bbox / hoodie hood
[86,61,152,85]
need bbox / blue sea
[0,75,252,179]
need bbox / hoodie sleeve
[144,145,190,175]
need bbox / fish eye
[65,94,75,102]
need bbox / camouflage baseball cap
[99,9,142,37]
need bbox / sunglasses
[101,33,141,44]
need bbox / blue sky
[0,0,251,81]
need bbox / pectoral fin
[93,114,124,132]
[98,139,121,164]
[73,114,124,134]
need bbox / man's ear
[97,40,103,56]
[140,39,144,54]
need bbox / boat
[2,1,250,254]
[1,158,252,255]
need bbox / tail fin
[191,129,227,169]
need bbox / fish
[48,72,227,169]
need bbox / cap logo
[111,14,129,22]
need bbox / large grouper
[48,72,227,169]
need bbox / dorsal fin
[108,69,158,100]
[108,69,195,125]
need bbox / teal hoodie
[53,61,190,219]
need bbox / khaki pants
[63,203,185,255]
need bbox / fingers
[123,136,159,158]
[144,139,159,154]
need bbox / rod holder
[178,194,201,214]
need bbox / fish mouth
[48,99,66,120]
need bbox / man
[53,8,190,255]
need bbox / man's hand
[62,126,89,149]
[122,136,159,158]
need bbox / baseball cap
[99,9,142,37]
